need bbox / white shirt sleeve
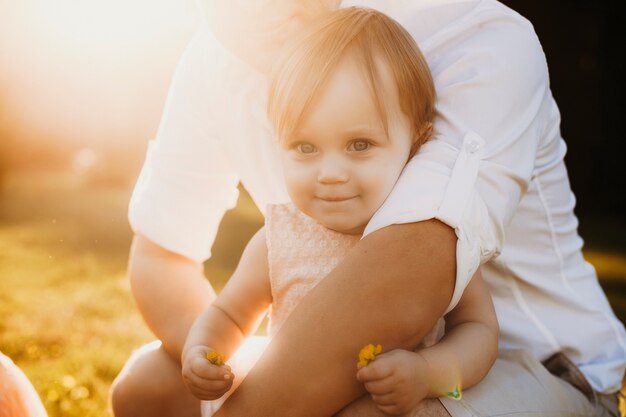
[128,22,240,263]
[364,5,549,312]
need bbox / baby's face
[279,56,414,234]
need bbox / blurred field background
[1,0,625,416]
[0,171,263,416]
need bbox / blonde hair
[268,6,436,152]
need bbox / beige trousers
[440,349,620,417]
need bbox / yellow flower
[357,344,382,368]
[206,351,225,366]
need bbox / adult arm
[216,220,456,416]
[128,235,214,361]
[417,272,499,396]
[127,22,239,361]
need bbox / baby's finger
[187,385,221,401]
[371,392,397,406]
[376,403,402,416]
[356,359,393,382]
[184,372,233,395]
[190,386,229,401]
[363,377,395,396]
[190,357,233,380]
[193,380,233,399]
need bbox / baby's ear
[409,122,433,159]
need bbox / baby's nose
[317,157,349,184]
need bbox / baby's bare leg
[335,395,450,417]
[110,341,200,417]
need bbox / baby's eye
[349,140,371,152]
[296,143,317,154]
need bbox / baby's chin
[321,221,366,236]
[294,202,368,235]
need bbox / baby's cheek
[280,157,309,189]
[283,165,308,193]
[367,171,395,201]
[284,176,314,213]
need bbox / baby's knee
[110,366,159,417]
[110,341,181,417]
[109,373,134,417]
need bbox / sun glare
[29,0,194,46]
[0,0,198,147]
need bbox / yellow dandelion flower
[206,351,225,366]
[357,344,382,368]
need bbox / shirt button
[466,140,481,154]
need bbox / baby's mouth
[316,195,356,202]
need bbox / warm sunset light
[0,2,624,417]
[0,0,197,150]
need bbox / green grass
[0,170,624,416]
[0,171,262,417]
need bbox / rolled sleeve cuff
[363,134,499,313]
[129,140,240,263]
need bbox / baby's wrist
[417,348,462,400]
[182,343,210,362]
[412,350,436,397]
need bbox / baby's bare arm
[183,227,271,361]
[417,270,499,397]
[181,228,271,400]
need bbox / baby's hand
[356,349,430,416]
[181,345,234,400]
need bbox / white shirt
[129,0,626,392]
